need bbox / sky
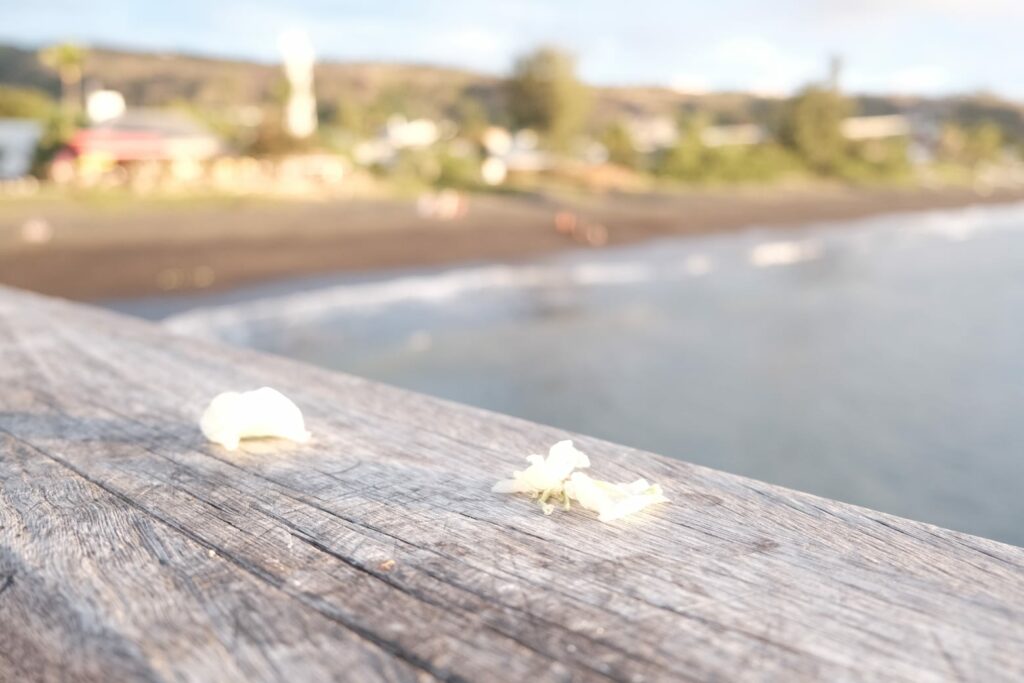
[3,0,1023,98]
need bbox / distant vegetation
[778,86,852,175]
[1,42,1022,191]
[0,85,54,119]
[506,47,591,151]
[37,43,85,112]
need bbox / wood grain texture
[0,284,1022,683]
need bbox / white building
[624,116,678,153]
[840,115,911,140]
[386,115,440,149]
[701,124,765,148]
[279,30,318,139]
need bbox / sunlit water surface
[114,202,1024,546]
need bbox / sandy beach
[3,184,1024,301]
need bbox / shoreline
[3,185,1024,301]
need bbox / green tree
[453,94,490,140]
[437,145,481,189]
[841,136,910,182]
[939,121,1004,168]
[938,122,967,162]
[963,121,1003,166]
[32,113,76,173]
[702,144,803,183]
[505,47,591,151]
[335,88,419,138]
[778,85,851,174]
[0,85,55,120]
[655,116,707,181]
[333,98,369,137]
[600,122,638,168]
[38,43,87,112]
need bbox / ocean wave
[164,199,1024,339]
[163,261,658,338]
[749,240,823,267]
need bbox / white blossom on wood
[200,387,311,450]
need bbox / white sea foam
[164,200,1024,340]
[749,240,822,267]
[683,254,714,276]
[891,201,1024,243]
[164,261,657,338]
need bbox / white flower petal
[597,493,667,522]
[492,440,591,498]
[492,441,666,522]
[566,472,668,523]
[200,387,311,450]
[546,440,591,480]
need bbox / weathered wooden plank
[0,434,426,683]
[1,284,1023,682]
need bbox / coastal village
[2,39,1024,201]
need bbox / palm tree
[38,43,86,112]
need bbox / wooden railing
[1,284,1022,682]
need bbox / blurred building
[0,119,43,179]
[86,90,127,123]
[352,115,442,166]
[64,109,222,164]
[279,30,318,139]
[625,114,916,153]
[625,116,678,153]
[481,126,549,184]
[386,115,440,149]
[701,123,765,147]
[840,115,911,140]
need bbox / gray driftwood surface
[1,285,1023,683]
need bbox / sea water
[126,201,1024,546]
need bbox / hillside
[2,43,1023,139]
[1,44,502,119]
[0,44,800,125]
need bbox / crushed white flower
[492,440,668,521]
[491,440,590,513]
[200,387,311,450]
[564,472,669,522]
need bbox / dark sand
[3,185,1024,301]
